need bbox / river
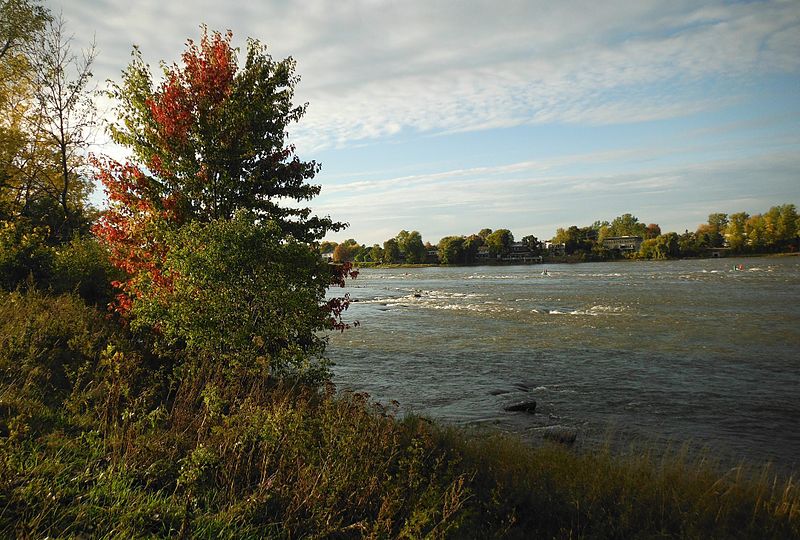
[327,257,800,470]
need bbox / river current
[327,257,800,469]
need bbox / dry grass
[1,290,798,539]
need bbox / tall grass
[1,290,798,538]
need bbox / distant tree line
[323,204,800,264]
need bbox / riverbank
[2,289,799,538]
[352,250,799,268]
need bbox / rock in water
[503,400,537,413]
[541,426,577,445]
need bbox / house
[475,245,492,261]
[602,236,643,252]
[502,242,543,263]
[545,241,566,256]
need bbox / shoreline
[352,251,799,269]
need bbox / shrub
[0,220,53,291]
[52,235,121,306]
[130,213,336,384]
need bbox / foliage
[637,232,679,260]
[103,28,342,241]
[332,238,359,263]
[93,28,352,355]
[1,291,798,538]
[130,214,336,384]
[383,237,400,264]
[485,228,513,258]
[609,213,647,238]
[438,235,465,264]
[725,212,750,252]
[645,223,661,239]
[0,219,52,290]
[552,225,594,255]
[0,0,49,61]
[396,229,426,263]
[0,6,96,241]
[51,235,120,305]
[0,217,118,305]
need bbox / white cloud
[312,146,800,243]
[45,0,800,153]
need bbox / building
[502,242,543,263]
[545,241,566,256]
[602,235,643,252]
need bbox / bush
[0,220,53,291]
[51,235,120,306]
[131,213,335,384]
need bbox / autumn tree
[1,6,96,241]
[102,29,342,241]
[645,223,661,239]
[725,212,749,252]
[93,29,353,376]
[332,238,359,263]
[0,0,48,221]
[697,213,728,248]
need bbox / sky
[45,0,800,245]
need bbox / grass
[1,289,798,538]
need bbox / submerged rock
[503,400,537,413]
[541,426,577,445]
[489,389,513,396]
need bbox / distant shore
[351,251,799,269]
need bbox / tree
[745,214,767,251]
[700,213,728,248]
[725,212,749,253]
[93,27,355,363]
[319,240,337,254]
[486,229,513,258]
[26,14,97,239]
[1,7,97,242]
[609,213,646,238]
[102,28,343,242]
[645,223,661,239]
[332,238,359,263]
[131,213,335,382]
[437,236,464,265]
[552,226,582,254]
[1,0,46,221]
[0,0,48,62]
[368,244,383,263]
[520,234,540,252]
[478,228,492,240]
[382,238,400,264]
[772,204,798,248]
[462,234,483,263]
[395,230,426,263]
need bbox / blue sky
[47,0,800,244]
